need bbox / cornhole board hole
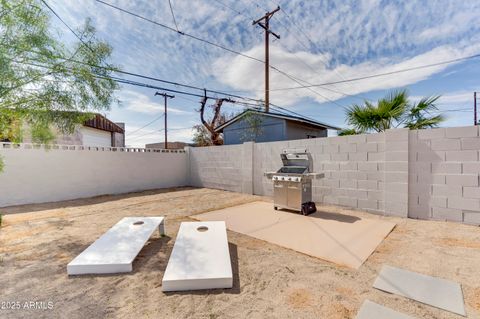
[355,300,416,319]
[67,217,165,275]
[373,265,466,316]
[162,221,233,292]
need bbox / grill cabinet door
[287,182,302,209]
[273,181,287,207]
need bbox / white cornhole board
[355,300,416,319]
[162,221,232,292]
[67,217,165,275]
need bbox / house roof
[84,113,124,134]
[214,109,341,132]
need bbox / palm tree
[344,90,444,133]
[404,96,444,129]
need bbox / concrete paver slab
[373,265,466,316]
[355,300,416,319]
[194,201,395,269]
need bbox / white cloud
[125,127,194,148]
[213,43,480,106]
[437,91,473,106]
[46,0,480,129]
[118,90,193,114]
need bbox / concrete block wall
[190,126,480,225]
[188,143,252,194]
[249,132,388,215]
[409,126,480,224]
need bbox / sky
[46,0,480,147]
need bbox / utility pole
[253,6,280,113]
[154,92,175,149]
[475,92,477,126]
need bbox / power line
[93,0,349,106]
[128,129,163,141]
[7,55,318,127]
[211,0,263,41]
[269,53,480,91]
[12,44,294,117]
[12,56,280,114]
[94,0,265,63]
[7,48,265,103]
[43,0,479,115]
[260,0,359,99]
[207,1,353,108]
[167,0,179,32]
[40,0,95,53]
[127,113,165,136]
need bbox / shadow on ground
[276,208,361,223]
[1,187,196,215]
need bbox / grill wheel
[301,202,317,215]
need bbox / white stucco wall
[0,145,188,207]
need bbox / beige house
[23,113,125,147]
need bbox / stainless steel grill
[265,148,324,215]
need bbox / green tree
[0,0,120,171]
[192,124,212,147]
[404,96,444,129]
[240,111,263,142]
[345,90,444,134]
[337,128,358,136]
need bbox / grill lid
[280,148,311,172]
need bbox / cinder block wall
[188,143,252,194]
[189,126,480,225]
[409,126,480,224]
[252,133,389,216]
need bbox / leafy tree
[192,124,212,147]
[337,128,358,136]
[404,96,444,129]
[0,0,120,171]
[345,90,444,134]
[240,111,263,142]
[192,111,235,146]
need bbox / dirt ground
[0,187,479,319]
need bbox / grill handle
[264,172,276,178]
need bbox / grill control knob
[288,177,292,181]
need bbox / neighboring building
[215,109,340,145]
[145,141,190,149]
[23,113,125,147]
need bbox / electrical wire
[93,0,354,105]
[216,0,353,106]
[40,0,95,53]
[6,51,329,132]
[167,0,179,32]
[268,53,480,91]
[128,113,165,136]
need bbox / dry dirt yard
[0,187,479,319]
